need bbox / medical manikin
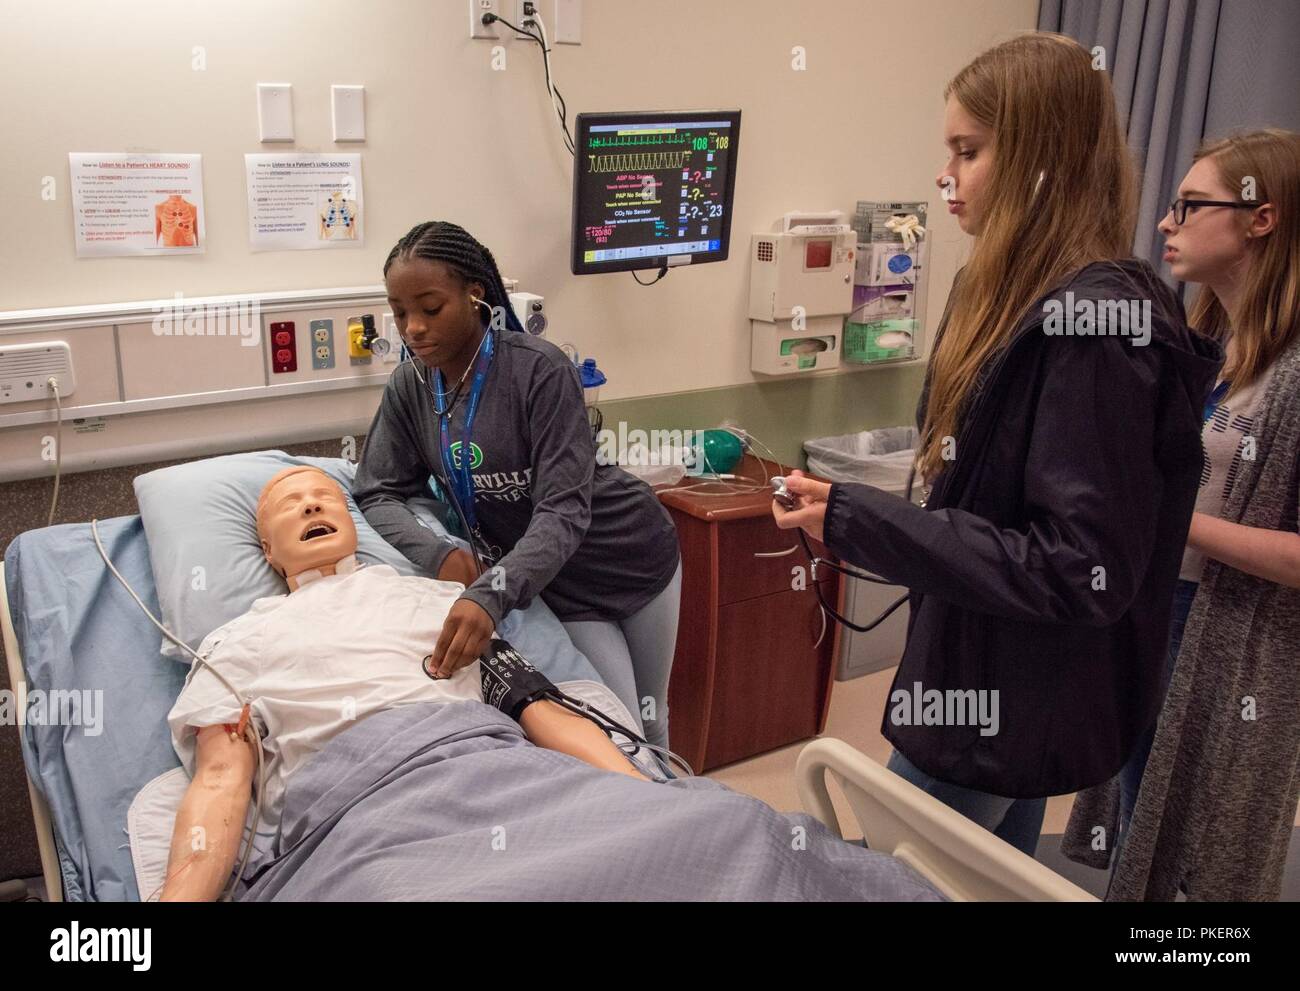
[158,466,648,901]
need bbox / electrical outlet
[311,319,335,370]
[271,322,297,373]
[469,0,501,39]
[517,0,539,32]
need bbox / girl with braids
[354,221,682,752]
[772,34,1222,856]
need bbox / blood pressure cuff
[479,637,557,722]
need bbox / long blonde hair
[916,33,1138,482]
[1186,129,1300,395]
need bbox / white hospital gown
[167,563,482,839]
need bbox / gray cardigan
[1062,335,1300,901]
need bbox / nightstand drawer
[717,516,832,604]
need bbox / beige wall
[0,0,1036,478]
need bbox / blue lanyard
[1203,380,1230,424]
[434,329,495,536]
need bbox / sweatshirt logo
[449,441,483,471]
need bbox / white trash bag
[803,426,918,495]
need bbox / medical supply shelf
[658,455,844,772]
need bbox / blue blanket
[239,700,944,901]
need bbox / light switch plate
[555,0,581,44]
[332,85,365,141]
[257,83,294,142]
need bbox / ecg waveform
[589,132,691,148]
[586,152,691,173]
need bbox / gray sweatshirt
[353,330,680,625]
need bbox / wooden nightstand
[657,455,843,772]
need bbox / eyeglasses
[1167,198,1258,226]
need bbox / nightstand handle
[753,545,798,558]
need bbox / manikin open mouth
[300,522,338,542]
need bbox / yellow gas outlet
[347,317,368,359]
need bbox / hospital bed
[1,506,641,900]
[1,458,1095,902]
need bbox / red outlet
[271,321,297,373]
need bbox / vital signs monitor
[570,110,742,276]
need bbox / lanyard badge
[434,330,496,556]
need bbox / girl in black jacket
[774,34,1222,856]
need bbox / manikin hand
[771,469,831,544]
[429,597,495,678]
[437,548,480,587]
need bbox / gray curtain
[1039,0,1300,282]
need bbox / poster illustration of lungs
[244,153,364,251]
[69,153,206,257]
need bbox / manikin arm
[158,725,257,902]
[479,637,650,781]
[519,699,649,780]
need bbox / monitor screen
[570,110,741,275]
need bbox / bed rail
[796,737,1097,902]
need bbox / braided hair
[383,221,525,334]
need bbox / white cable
[738,432,786,488]
[531,15,575,155]
[90,518,264,900]
[46,378,61,527]
[92,520,245,699]
[617,740,695,779]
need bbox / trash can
[803,427,920,681]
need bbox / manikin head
[256,467,359,591]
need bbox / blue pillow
[134,451,428,659]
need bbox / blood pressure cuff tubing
[479,637,557,722]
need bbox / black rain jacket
[823,259,1224,797]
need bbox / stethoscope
[771,469,920,634]
[400,296,502,574]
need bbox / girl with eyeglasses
[1066,129,1300,901]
